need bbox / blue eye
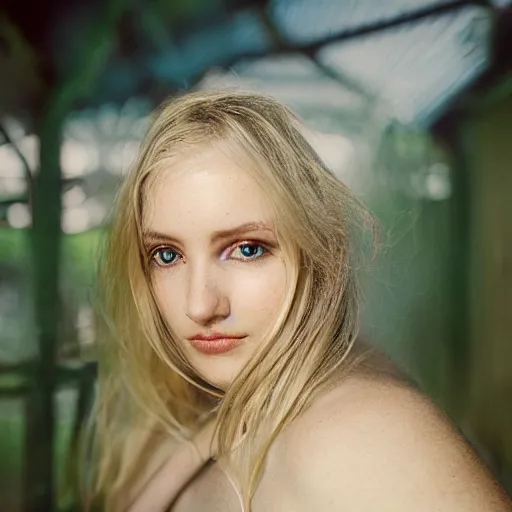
[153,248,180,266]
[233,243,266,260]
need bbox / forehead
[143,147,275,235]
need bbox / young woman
[85,90,512,511]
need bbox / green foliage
[0,227,103,279]
[0,228,30,263]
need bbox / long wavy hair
[84,89,373,510]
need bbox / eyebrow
[142,221,275,245]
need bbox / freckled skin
[144,147,288,390]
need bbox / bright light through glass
[7,203,31,228]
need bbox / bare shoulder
[269,368,512,511]
[111,432,178,511]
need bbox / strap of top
[217,464,245,512]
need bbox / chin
[191,356,247,392]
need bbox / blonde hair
[84,89,373,510]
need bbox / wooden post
[24,1,125,509]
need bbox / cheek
[151,273,182,321]
[234,261,288,318]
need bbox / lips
[187,333,246,355]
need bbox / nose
[185,263,230,326]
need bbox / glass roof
[315,4,491,125]
[50,1,497,130]
[268,0,455,43]
[142,1,494,130]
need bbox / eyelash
[147,241,271,269]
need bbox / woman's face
[143,146,289,390]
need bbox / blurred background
[0,0,511,510]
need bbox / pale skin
[144,147,288,391]
[128,146,512,511]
